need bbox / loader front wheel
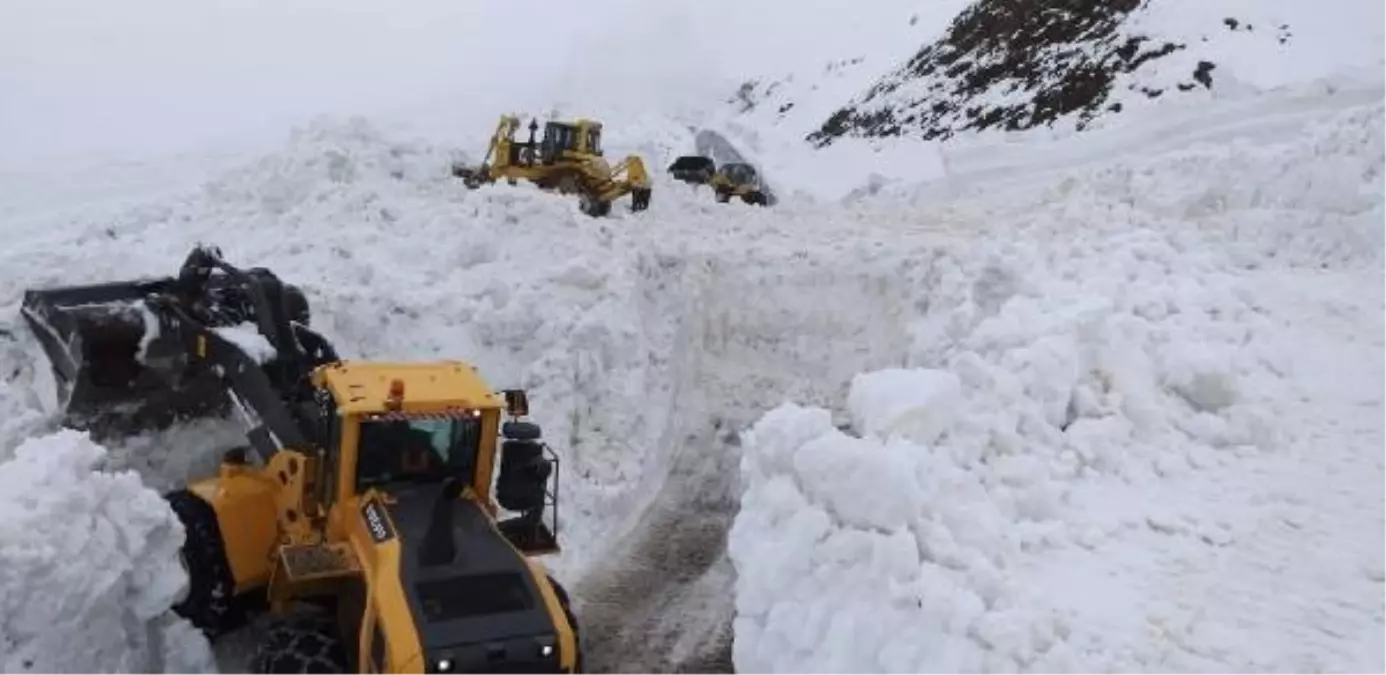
[631,187,651,212]
[251,611,348,674]
[167,489,245,638]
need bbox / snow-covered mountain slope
[727,88,1385,672]
[723,0,1382,148]
[0,0,1381,672]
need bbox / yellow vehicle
[709,162,769,206]
[20,247,581,673]
[453,115,652,217]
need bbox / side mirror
[502,389,530,418]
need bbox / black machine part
[384,485,567,674]
[19,246,338,448]
[667,155,716,184]
[494,421,561,555]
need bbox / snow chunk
[135,303,161,364]
[847,368,962,444]
[0,430,212,672]
[731,401,1069,673]
[214,322,277,364]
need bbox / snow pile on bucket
[0,430,214,673]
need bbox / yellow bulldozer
[20,247,581,673]
[452,115,652,217]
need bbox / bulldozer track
[574,419,739,674]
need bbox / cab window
[355,416,482,492]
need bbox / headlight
[435,658,454,672]
[540,644,554,657]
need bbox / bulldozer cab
[540,120,602,163]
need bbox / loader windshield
[356,416,482,492]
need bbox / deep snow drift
[0,85,1380,674]
[727,91,1384,671]
[0,0,1382,672]
[0,431,213,673]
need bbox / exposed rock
[806,0,1217,145]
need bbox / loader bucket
[20,280,227,436]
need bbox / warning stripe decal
[363,409,482,421]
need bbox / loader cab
[354,413,484,494]
[308,362,561,555]
[308,363,502,508]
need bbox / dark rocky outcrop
[806,0,1235,146]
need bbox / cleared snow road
[575,422,738,673]
[570,234,924,672]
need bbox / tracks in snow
[570,247,924,673]
[575,420,740,673]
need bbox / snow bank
[0,430,213,673]
[730,270,1290,671]
[728,93,1383,672]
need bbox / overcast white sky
[0,0,630,165]
[0,0,955,170]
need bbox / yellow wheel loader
[709,162,769,206]
[451,115,652,218]
[21,247,581,673]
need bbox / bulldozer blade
[20,280,227,436]
[451,163,489,189]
